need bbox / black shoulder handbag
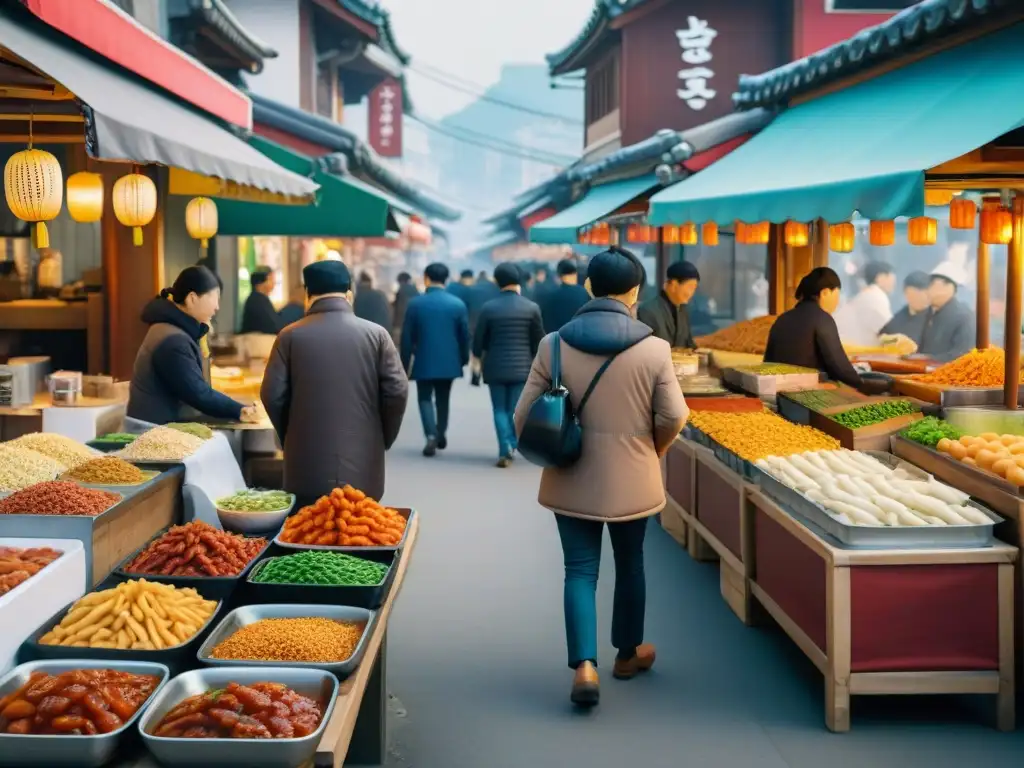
[518,335,617,469]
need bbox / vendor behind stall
[917,262,975,363]
[880,271,931,345]
[240,266,283,335]
[637,260,699,348]
[128,266,259,425]
[764,267,864,389]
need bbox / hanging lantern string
[27,108,33,150]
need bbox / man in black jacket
[240,267,283,335]
[391,272,419,342]
[473,262,544,467]
[637,260,699,348]
[538,259,590,333]
[353,272,393,329]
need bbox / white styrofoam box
[42,402,126,443]
[0,538,87,674]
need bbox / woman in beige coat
[514,247,689,707]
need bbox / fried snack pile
[0,669,160,735]
[149,681,323,739]
[912,348,1024,388]
[40,579,217,650]
[124,521,266,577]
[0,481,119,517]
[64,457,148,486]
[695,316,775,354]
[688,409,839,462]
[279,485,406,547]
[0,546,62,596]
[209,616,364,663]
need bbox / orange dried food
[695,315,776,354]
[281,485,406,547]
[912,348,1024,388]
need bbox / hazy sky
[383,0,594,119]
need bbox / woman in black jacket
[128,266,259,425]
[763,267,863,389]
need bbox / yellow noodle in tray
[688,409,839,462]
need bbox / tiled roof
[545,0,652,76]
[336,0,410,65]
[733,0,1017,109]
[169,0,277,73]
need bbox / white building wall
[223,0,302,105]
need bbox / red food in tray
[124,521,266,577]
[0,669,160,735]
[0,546,62,597]
[150,682,323,739]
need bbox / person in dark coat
[240,267,283,335]
[538,259,591,333]
[764,267,864,389]
[447,269,474,307]
[468,271,500,334]
[392,272,419,341]
[129,266,258,425]
[473,262,544,467]
[880,270,930,346]
[637,260,699,348]
[353,272,393,330]
[278,285,306,327]
[917,265,976,362]
[532,265,554,305]
[261,261,408,504]
[400,263,470,457]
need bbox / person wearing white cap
[917,260,975,362]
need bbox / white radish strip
[788,454,823,485]
[926,480,970,506]
[836,476,863,497]
[821,499,883,526]
[897,491,970,524]
[802,452,830,473]
[805,489,826,504]
[920,515,948,526]
[845,450,883,472]
[821,451,863,476]
[778,458,819,490]
[872,495,928,526]
[820,480,888,521]
[953,504,991,525]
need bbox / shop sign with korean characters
[677,16,717,111]
[368,78,403,158]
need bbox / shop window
[585,50,620,126]
[677,235,769,335]
[826,0,917,11]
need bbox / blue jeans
[488,382,524,458]
[416,379,452,440]
[554,514,648,669]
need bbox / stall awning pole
[977,241,991,350]
[768,223,784,315]
[1005,195,1024,410]
[812,219,829,269]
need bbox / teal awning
[530,174,659,244]
[648,23,1024,227]
[216,136,391,236]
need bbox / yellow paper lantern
[784,221,809,247]
[112,172,157,246]
[948,198,976,230]
[702,222,719,246]
[908,216,937,246]
[869,220,895,246]
[4,148,62,248]
[66,171,104,223]
[185,197,218,248]
[662,225,680,245]
[981,201,1012,245]
[679,222,698,246]
[829,222,855,253]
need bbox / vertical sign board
[619,0,788,145]
[368,78,403,158]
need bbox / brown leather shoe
[612,643,656,680]
[570,661,599,706]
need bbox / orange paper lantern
[829,223,855,253]
[679,222,698,246]
[734,222,751,245]
[702,222,719,246]
[908,216,937,246]
[784,221,809,247]
[981,201,1012,245]
[948,198,976,230]
[750,222,770,245]
[869,220,895,246]
[662,225,680,245]
[626,223,641,243]
[924,189,956,207]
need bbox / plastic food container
[216,494,295,535]
[0,659,169,767]
[273,507,415,554]
[244,549,398,609]
[138,666,337,768]
[48,371,83,406]
[196,603,375,679]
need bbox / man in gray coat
[261,260,409,505]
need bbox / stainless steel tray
[684,427,759,480]
[137,666,337,768]
[0,659,169,767]
[755,451,1002,549]
[273,507,414,553]
[196,603,375,679]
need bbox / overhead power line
[408,64,584,126]
[410,115,577,166]
[410,114,576,165]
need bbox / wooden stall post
[812,218,830,268]
[767,223,785,315]
[1005,194,1024,410]
[655,226,668,286]
[977,240,991,350]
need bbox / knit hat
[303,260,352,296]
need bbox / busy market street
[381,382,1024,768]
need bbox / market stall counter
[748,488,1016,733]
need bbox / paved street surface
[378,381,1024,768]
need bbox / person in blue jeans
[400,263,470,456]
[513,246,689,706]
[472,262,544,467]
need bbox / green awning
[530,174,659,244]
[648,23,1024,227]
[216,136,391,236]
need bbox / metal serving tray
[137,666,337,768]
[755,451,1002,549]
[273,507,415,553]
[196,603,375,679]
[0,659,169,767]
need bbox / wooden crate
[809,398,924,451]
[748,489,1016,733]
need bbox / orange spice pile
[912,348,1024,388]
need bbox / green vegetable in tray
[216,489,293,512]
[901,416,964,448]
[166,422,214,440]
[831,399,917,429]
[93,432,139,444]
[785,388,861,412]
[252,550,388,586]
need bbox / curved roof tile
[545,0,652,76]
[336,0,411,65]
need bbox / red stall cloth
[850,564,999,673]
